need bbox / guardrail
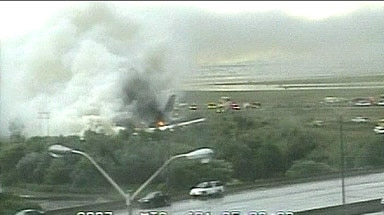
[294,198,383,215]
[45,200,127,215]
[44,198,383,215]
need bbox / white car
[14,209,45,215]
[351,116,369,123]
[374,126,384,134]
[311,120,324,127]
[377,99,384,106]
[189,180,224,197]
[354,101,372,106]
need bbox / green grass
[178,77,384,173]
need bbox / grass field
[178,75,384,170]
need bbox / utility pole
[38,111,50,136]
[340,114,346,205]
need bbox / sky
[1,1,384,63]
[0,1,382,39]
[1,1,384,138]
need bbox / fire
[157,121,165,127]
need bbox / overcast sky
[1,1,384,137]
[0,1,381,38]
[1,1,384,64]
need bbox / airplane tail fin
[163,94,176,114]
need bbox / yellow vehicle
[377,119,384,127]
[207,102,217,109]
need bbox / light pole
[48,144,214,215]
[339,114,346,205]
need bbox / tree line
[1,114,384,194]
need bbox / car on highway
[230,102,241,110]
[249,102,262,109]
[375,119,384,127]
[189,103,197,110]
[207,102,217,109]
[137,191,171,209]
[244,102,262,109]
[351,116,369,123]
[216,107,225,113]
[310,120,324,127]
[353,98,374,106]
[377,99,384,106]
[374,126,384,134]
[189,180,224,197]
[14,209,45,215]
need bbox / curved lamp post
[48,144,214,215]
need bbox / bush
[0,144,26,185]
[359,139,384,167]
[169,159,233,190]
[285,160,336,178]
[0,193,42,215]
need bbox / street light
[48,144,214,215]
[49,144,128,203]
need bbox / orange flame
[157,121,165,127]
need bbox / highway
[112,172,384,215]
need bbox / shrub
[0,193,42,215]
[285,160,336,178]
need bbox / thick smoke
[2,2,384,138]
[8,118,25,137]
[1,2,193,137]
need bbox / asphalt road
[112,172,384,215]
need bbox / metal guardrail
[44,198,383,215]
[294,198,383,215]
[45,200,127,215]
